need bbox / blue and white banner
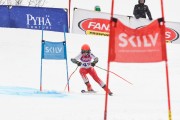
[42,40,66,60]
[0,6,68,32]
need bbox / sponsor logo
[45,46,62,54]
[165,27,179,43]
[26,14,52,30]
[118,32,159,48]
[79,18,109,36]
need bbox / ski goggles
[81,50,90,54]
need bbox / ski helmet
[81,44,91,53]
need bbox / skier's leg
[102,85,113,96]
[88,67,105,87]
[79,68,93,91]
[89,67,113,95]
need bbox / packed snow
[0,28,180,120]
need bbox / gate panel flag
[109,18,166,63]
[42,40,66,60]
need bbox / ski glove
[71,58,81,66]
[76,61,82,66]
[91,62,96,67]
[91,57,98,67]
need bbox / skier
[133,0,153,20]
[71,44,113,96]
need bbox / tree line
[0,0,46,7]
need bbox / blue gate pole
[40,25,44,91]
[63,25,70,92]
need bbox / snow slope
[0,28,180,120]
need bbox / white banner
[72,8,129,36]
[72,8,180,44]
[129,17,180,44]
[165,21,180,44]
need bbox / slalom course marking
[0,86,67,98]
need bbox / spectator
[94,5,101,12]
[133,0,152,20]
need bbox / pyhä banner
[42,40,66,60]
[0,6,10,27]
[109,18,166,63]
[72,8,180,44]
[0,6,68,32]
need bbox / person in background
[94,5,101,12]
[133,0,153,20]
[71,44,113,96]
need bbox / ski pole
[95,65,133,85]
[64,66,79,92]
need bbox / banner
[72,8,180,44]
[129,17,180,44]
[165,21,180,44]
[0,5,10,27]
[72,8,129,36]
[109,18,166,63]
[42,40,66,60]
[0,6,68,32]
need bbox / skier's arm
[93,57,98,64]
[71,53,82,66]
[90,53,99,67]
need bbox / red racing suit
[71,52,105,88]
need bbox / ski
[81,90,97,94]
[80,90,113,96]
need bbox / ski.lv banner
[109,18,166,63]
[42,41,66,60]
